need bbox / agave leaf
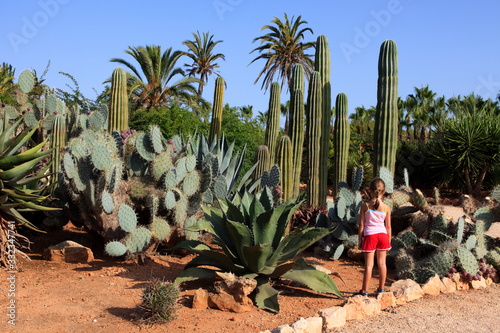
[0,114,26,154]
[259,187,273,211]
[0,140,48,169]
[11,163,52,186]
[203,205,237,255]
[269,257,309,279]
[3,121,41,158]
[254,279,280,313]
[243,194,265,227]
[225,199,245,224]
[243,243,272,273]
[225,219,253,265]
[11,199,60,211]
[253,209,276,244]
[236,161,258,193]
[224,152,239,195]
[0,155,47,182]
[281,266,343,299]
[248,178,261,193]
[174,267,217,284]
[220,140,235,173]
[185,218,213,233]
[3,207,42,232]
[184,250,245,274]
[227,144,247,193]
[272,200,303,249]
[276,227,333,265]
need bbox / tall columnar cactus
[315,34,331,205]
[306,71,323,208]
[108,67,129,133]
[373,40,398,176]
[252,145,270,185]
[50,113,67,189]
[264,82,281,166]
[208,76,225,143]
[333,93,350,196]
[289,64,305,198]
[276,135,293,203]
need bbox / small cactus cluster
[314,167,364,260]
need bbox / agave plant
[174,187,343,313]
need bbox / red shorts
[362,233,391,252]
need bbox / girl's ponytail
[373,189,381,209]
[369,178,385,210]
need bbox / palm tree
[239,105,253,122]
[281,100,290,133]
[407,85,436,143]
[183,31,225,96]
[256,110,267,128]
[110,45,205,110]
[249,13,316,92]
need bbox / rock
[485,277,493,286]
[441,198,452,205]
[207,275,257,313]
[318,306,346,329]
[43,240,93,263]
[271,324,294,333]
[492,271,500,283]
[192,288,208,309]
[389,279,424,305]
[451,273,469,291]
[347,248,364,261]
[441,277,457,293]
[291,317,322,333]
[313,265,332,275]
[258,331,272,333]
[376,291,396,309]
[421,274,445,296]
[344,295,381,321]
[470,277,487,290]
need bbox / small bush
[139,278,180,325]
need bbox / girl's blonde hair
[369,178,386,210]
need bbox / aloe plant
[174,188,343,313]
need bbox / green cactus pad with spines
[378,167,394,194]
[175,158,187,183]
[200,164,212,192]
[129,152,147,177]
[438,239,460,253]
[89,111,105,131]
[185,155,197,173]
[214,175,227,199]
[105,241,127,257]
[413,268,436,284]
[171,135,183,154]
[18,69,35,93]
[485,250,500,271]
[431,214,448,233]
[42,114,55,131]
[398,270,415,280]
[403,168,410,188]
[125,227,152,254]
[151,151,173,181]
[91,143,112,172]
[332,222,350,241]
[352,167,364,191]
[46,94,58,114]
[109,163,122,194]
[82,129,97,148]
[99,104,108,121]
[430,230,452,245]
[174,194,188,225]
[63,153,76,179]
[338,187,354,205]
[182,171,201,197]
[187,196,202,216]
[456,246,479,275]
[135,132,156,162]
[399,230,417,248]
[336,197,347,219]
[491,185,500,203]
[148,125,164,154]
[395,251,415,275]
[147,195,160,222]
[118,204,137,233]
[23,110,39,128]
[331,243,344,261]
[75,161,90,192]
[475,219,487,259]
[411,189,428,210]
[465,235,477,250]
[101,192,114,214]
[164,190,177,210]
[150,217,171,241]
[473,207,494,231]
[164,169,178,190]
[16,90,28,105]
[391,190,411,207]
[430,251,453,277]
[4,105,19,121]
[202,188,213,204]
[184,216,199,240]
[343,234,359,249]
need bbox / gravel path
[333,284,499,333]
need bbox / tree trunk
[473,164,489,197]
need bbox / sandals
[377,288,387,295]
[353,290,368,297]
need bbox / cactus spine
[373,40,398,176]
[208,76,225,143]
[264,82,281,166]
[108,67,129,132]
[289,65,305,198]
[333,93,350,196]
[306,72,323,208]
[252,145,270,185]
[315,35,331,206]
[276,135,293,202]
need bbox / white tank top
[364,203,388,236]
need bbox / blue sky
[2,0,500,121]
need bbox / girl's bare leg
[376,250,387,290]
[362,251,375,292]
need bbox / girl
[355,178,392,296]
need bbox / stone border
[259,274,498,333]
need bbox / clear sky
[2,0,499,120]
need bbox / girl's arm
[358,204,366,249]
[385,207,392,240]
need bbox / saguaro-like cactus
[333,93,350,196]
[208,76,225,143]
[289,65,305,198]
[276,135,293,202]
[252,145,270,183]
[306,71,323,208]
[315,35,331,205]
[264,82,281,166]
[108,67,129,132]
[50,113,67,187]
[373,40,398,176]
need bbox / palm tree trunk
[473,164,489,197]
